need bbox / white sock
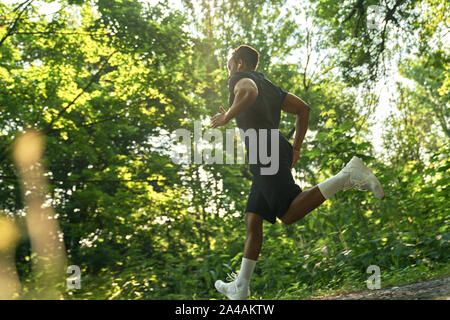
[317,171,350,200]
[236,257,256,289]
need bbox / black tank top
[228,71,292,165]
[228,71,288,131]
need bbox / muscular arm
[224,78,258,122]
[212,77,258,128]
[282,93,310,151]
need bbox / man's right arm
[281,93,310,152]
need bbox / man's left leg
[215,212,262,300]
[280,156,385,225]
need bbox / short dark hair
[230,45,260,70]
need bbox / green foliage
[0,0,448,300]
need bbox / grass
[271,262,450,300]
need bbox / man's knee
[280,212,293,225]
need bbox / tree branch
[0,176,165,184]
[0,0,34,48]
[0,52,116,165]
[43,51,116,135]
[343,0,364,24]
[303,28,312,91]
[11,31,110,36]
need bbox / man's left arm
[211,78,258,128]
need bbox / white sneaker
[341,156,385,199]
[215,272,250,300]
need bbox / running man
[210,45,385,300]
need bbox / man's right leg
[243,212,263,260]
[281,156,385,225]
[215,212,262,300]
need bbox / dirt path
[316,276,450,300]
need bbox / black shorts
[244,133,302,224]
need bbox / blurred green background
[0,0,448,299]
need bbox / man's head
[227,45,260,79]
